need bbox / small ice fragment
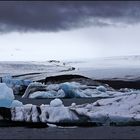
[96,86,107,92]
[71,103,76,107]
[50,98,63,107]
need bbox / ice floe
[50,98,64,107]
[2,75,32,95]
[96,86,107,92]
[11,100,23,108]
[22,82,46,98]
[11,94,140,126]
[22,81,140,99]
[0,83,23,108]
[0,83,15,108]
[23,81,113,99]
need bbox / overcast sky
[0,1,140,61]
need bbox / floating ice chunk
[47,123,57,127]
[60,83,80,98]
[57,89,65,98]
[119,88,133,92]
[0,83,24,108]
[11,107,24,121]
[46,84,60,91]
[71,103,76,107]
[31,105,40,122]
[2,75,32,87]
[85,104,92,110]
[29,91,55,99]
[47,106,78,123]
[96,86,107,92]
[22,82,46,98]
[65,82,81,88]
[41,101,79,123]
[0,83,15,108]
[91,92,109,98]
[24,81,140,99]
[11,100,23,108]
[2,75,32,95]
[0,83,14,100]
[74,89,89,98]
[29,89,65,99]
[0,100,12,108]
[39,104,49,123]
[24,104,34,122]
[50,98,63,107]
[25,81,111,99]
[9,93,140,126]
[23,80,32,86]
[75,108,88,116]
[11,104,40,122]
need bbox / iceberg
[96,86,107,92]
[0,83,23,109]
[0,83,15,108]
[50,98,63,107]
[22,82,46,98]
[29,90,65,99]
[26,81,140,99]
[59,83,81,98]
[26,81,113,99]
[11,100,23,108]
[2,75,32,95]
[10,93,140,126]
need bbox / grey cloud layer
[0,1,140,32]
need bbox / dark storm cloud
[0,1,140,33]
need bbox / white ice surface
[11,94,140,125]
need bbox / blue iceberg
[60,83,81,98]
